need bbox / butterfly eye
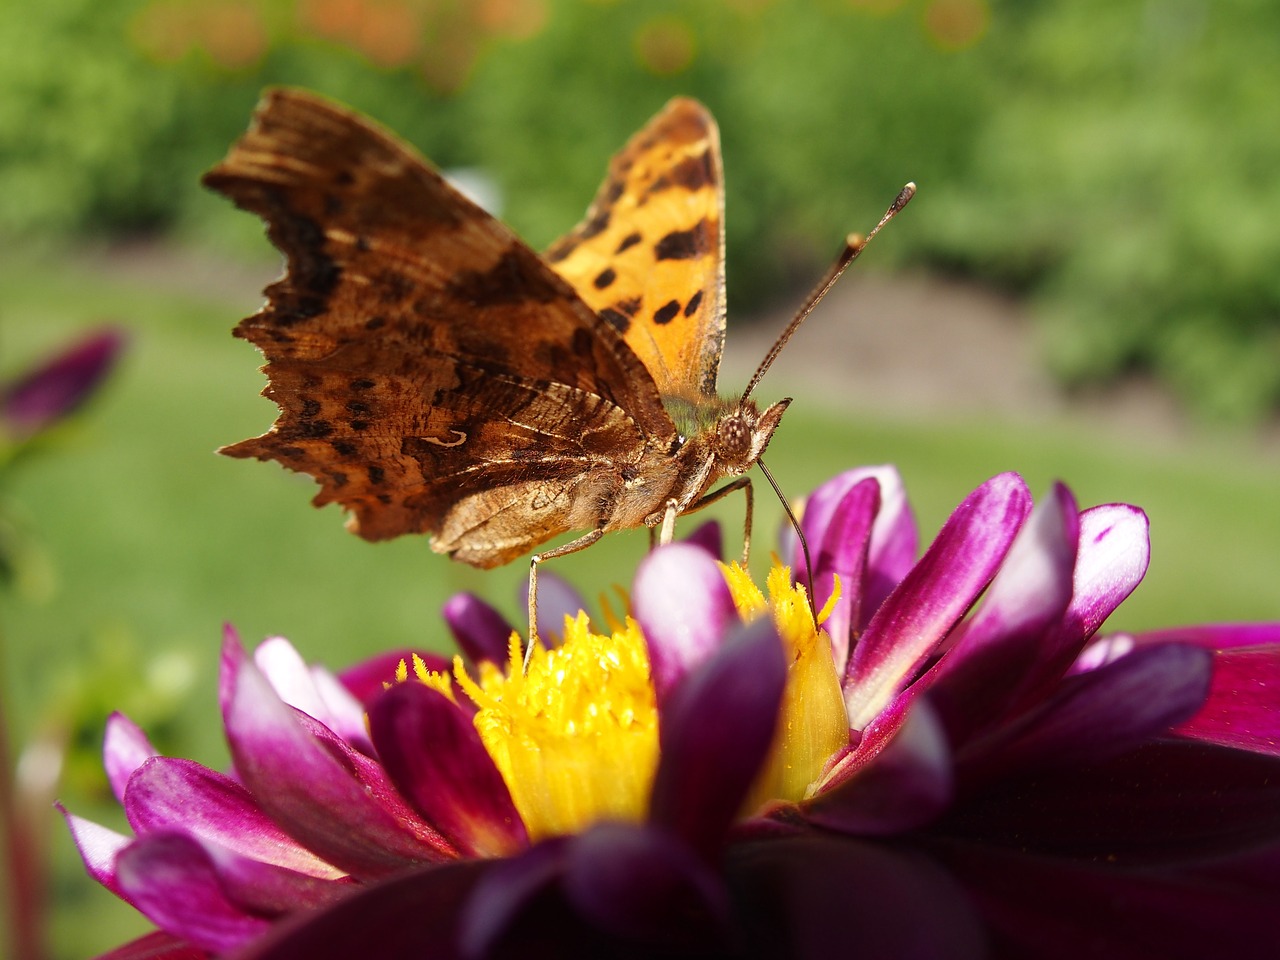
[715,414,752,465]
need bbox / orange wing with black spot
[546,98,726,402]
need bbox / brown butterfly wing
[205,88,677,561]
[546,98,726,402]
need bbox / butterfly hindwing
[204,88,677,560]
[546,98,726,402]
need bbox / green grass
[3,247,1280,957]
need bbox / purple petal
[563,822,728,948]
[339,648,448,707]
[935,837,1280,960]
[235,860,488,960]
[1138,622,1280,650]
[443,593,515,665]
[123,757,342,878]
[727,834,986,960]
[523,570,587,644]
[844,473,1033,730]
[926,484,1079,745]
[1,327,125,436]
[682,519,723,559]
[633,543,737,702]
[802,699,952,835]
[223,644,455,876]
[941,740,1280,860]
[93,930,205,960]
[649,618,788,861]
[62,810,130,896]
[367,682,527,857]
[459,839,569,959]
[809,477,880,675]
[115,833,271,954]
[789,466,918,628]
[958,642,1213,780]
[104,712,158,804]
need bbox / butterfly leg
[525,528,604,671]
[681,477,754,565]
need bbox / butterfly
[205,89,912,637]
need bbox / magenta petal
[844,473,1032,729]
[727,835,986,960]
[459,839,569,959]
[254,637,371,755]
[1,327,125,436]
[339,649,447,707]
[1175,644,1280,756]
[804,700,952,836]
[224,650,455,876]
[563,822,728,947]
[960,642,1213,780]
[1138,622,1280,650]
[233,861,488,960]
[62,810,130,896]
[810,477,880,675]
[649,618,787,860]
[443,593,515,665]
[936,837,1280,960]
[634,543,737,702]
[115,833,271,954]
[943,740,1280,860]
[104,712,158,804]
[682,519,723,558]
[123,757,342,876]
[93,930,205,960]
[367,682,527,857]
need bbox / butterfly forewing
[546,98,726,402]
[204,89,678,558]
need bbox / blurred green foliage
[1,0,1277,417]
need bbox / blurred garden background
[2,0,1279,955]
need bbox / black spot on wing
[600,308,630,333]
[447,247,562,306]
[653,300,680,325]
[593,268,617,290]
[683,290,704,316]
[654,221,712,261]
[616,232,642,254]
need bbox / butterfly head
[711,397,790,477]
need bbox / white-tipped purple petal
[367,682,527,858]
[443,593,515,665]
[253,637,372,755]
[926,483,1079,743]
[633,543,737,702]
[122,757,343,877]
[62,810,131,896]
[803,699,952,836]
[115,833,271,954]
[959,642,1213,780]
[1065,504,1150,636]
[224,649,455,876]
[104,712,158,804]
[522,570,587,644]
[844,473,1032,730]
[810,477,880,675]
[649,618,788,861]
[563,822,728,948]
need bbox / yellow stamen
[451,613,658,842]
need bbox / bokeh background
[2,0,1278,955]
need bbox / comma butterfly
[205,89,912,638]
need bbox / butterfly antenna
[757,457,817,628]
[742,182,916,402]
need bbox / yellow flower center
[722,562,849,810]
[453,614,659,842]
[408,563,849,842]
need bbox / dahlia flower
[65,468,1280,959]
